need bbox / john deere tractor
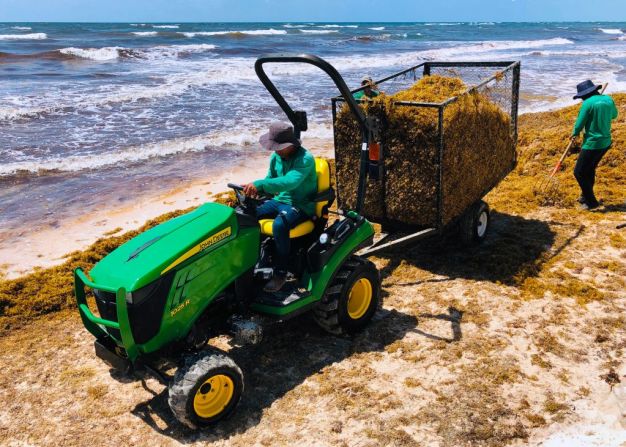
[74,54,384,428]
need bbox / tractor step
[254,287,311,307]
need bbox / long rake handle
[547,82,609,180]
[548,139,574,178]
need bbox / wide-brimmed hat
[573,80,601,99]
[259,121,301,151]
[361,75,374,86]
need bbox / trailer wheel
[460,200,490,245]
[314,256,381,335]
[168,349,243,429]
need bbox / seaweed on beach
[488,93,626,213]
[334,74,514,228]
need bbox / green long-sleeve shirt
[572,94,619,150]
[253,146,317,216]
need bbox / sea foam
[299,29,339,34]
[0,33,47,40]
[599,28,623,35]
[181,29,287,37]
[59,47,124,61]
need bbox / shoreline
[0,86,623,279]
[0,140,333,279]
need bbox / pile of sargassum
[334,75,514,229]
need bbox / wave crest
[59,46,131,61]
[598,28,623,35]
[0,33,47,40]
[181,29,287,37]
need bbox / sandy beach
[0,94,625,447]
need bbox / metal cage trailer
[331,61,521,255]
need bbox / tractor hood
[90,202,237,291]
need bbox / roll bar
[254,53,379,213]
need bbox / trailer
[331,61,521,256]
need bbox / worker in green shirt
[353,76,381,100]
[243,122,317,292]
[571,80,618,210]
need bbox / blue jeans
[256,200,309,275]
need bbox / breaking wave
[0,33,47,40]
[132,31,159,37]
[317,24,358,28]
[181,29,287,37]
[0,122,332,176]
[0,43,219,64]
[598,28,623,35]
[59,46,135,61]
[299,29,338,34]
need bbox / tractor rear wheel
[314,256,381,335]
[168,349,243,429]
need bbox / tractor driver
[243,122,317,293]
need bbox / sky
[0,0,625,22]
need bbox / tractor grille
[92,271,175,345]
[93,289,121,341]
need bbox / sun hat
[259,121,301,151]
[573,80,601,99]
[361,75,374,86]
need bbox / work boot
[578,201,600,211]
[577,195,585,204]
[263,274,287,293]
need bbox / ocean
[1,22,625,234]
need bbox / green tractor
[74,54,383,428]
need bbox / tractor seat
[259,158,333,239]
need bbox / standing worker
[571,80,618,210]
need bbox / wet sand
[0,139,333,279]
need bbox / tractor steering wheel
[227,183,247,206]
[227,183,272,214]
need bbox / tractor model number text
[171,299,191,318]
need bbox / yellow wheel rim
[193,374,234,419]
[347,278,373,320]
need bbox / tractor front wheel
[168,349,243,429]
[314,256,381,335]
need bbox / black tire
[459,200,490,245]
[168,350,243,429]
[314,256,381,335]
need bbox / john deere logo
[199,227,231,251]
[161,227,232,274]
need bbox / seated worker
[243,122,317,292]
[353,76,381,100]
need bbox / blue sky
[1,0,625,22]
